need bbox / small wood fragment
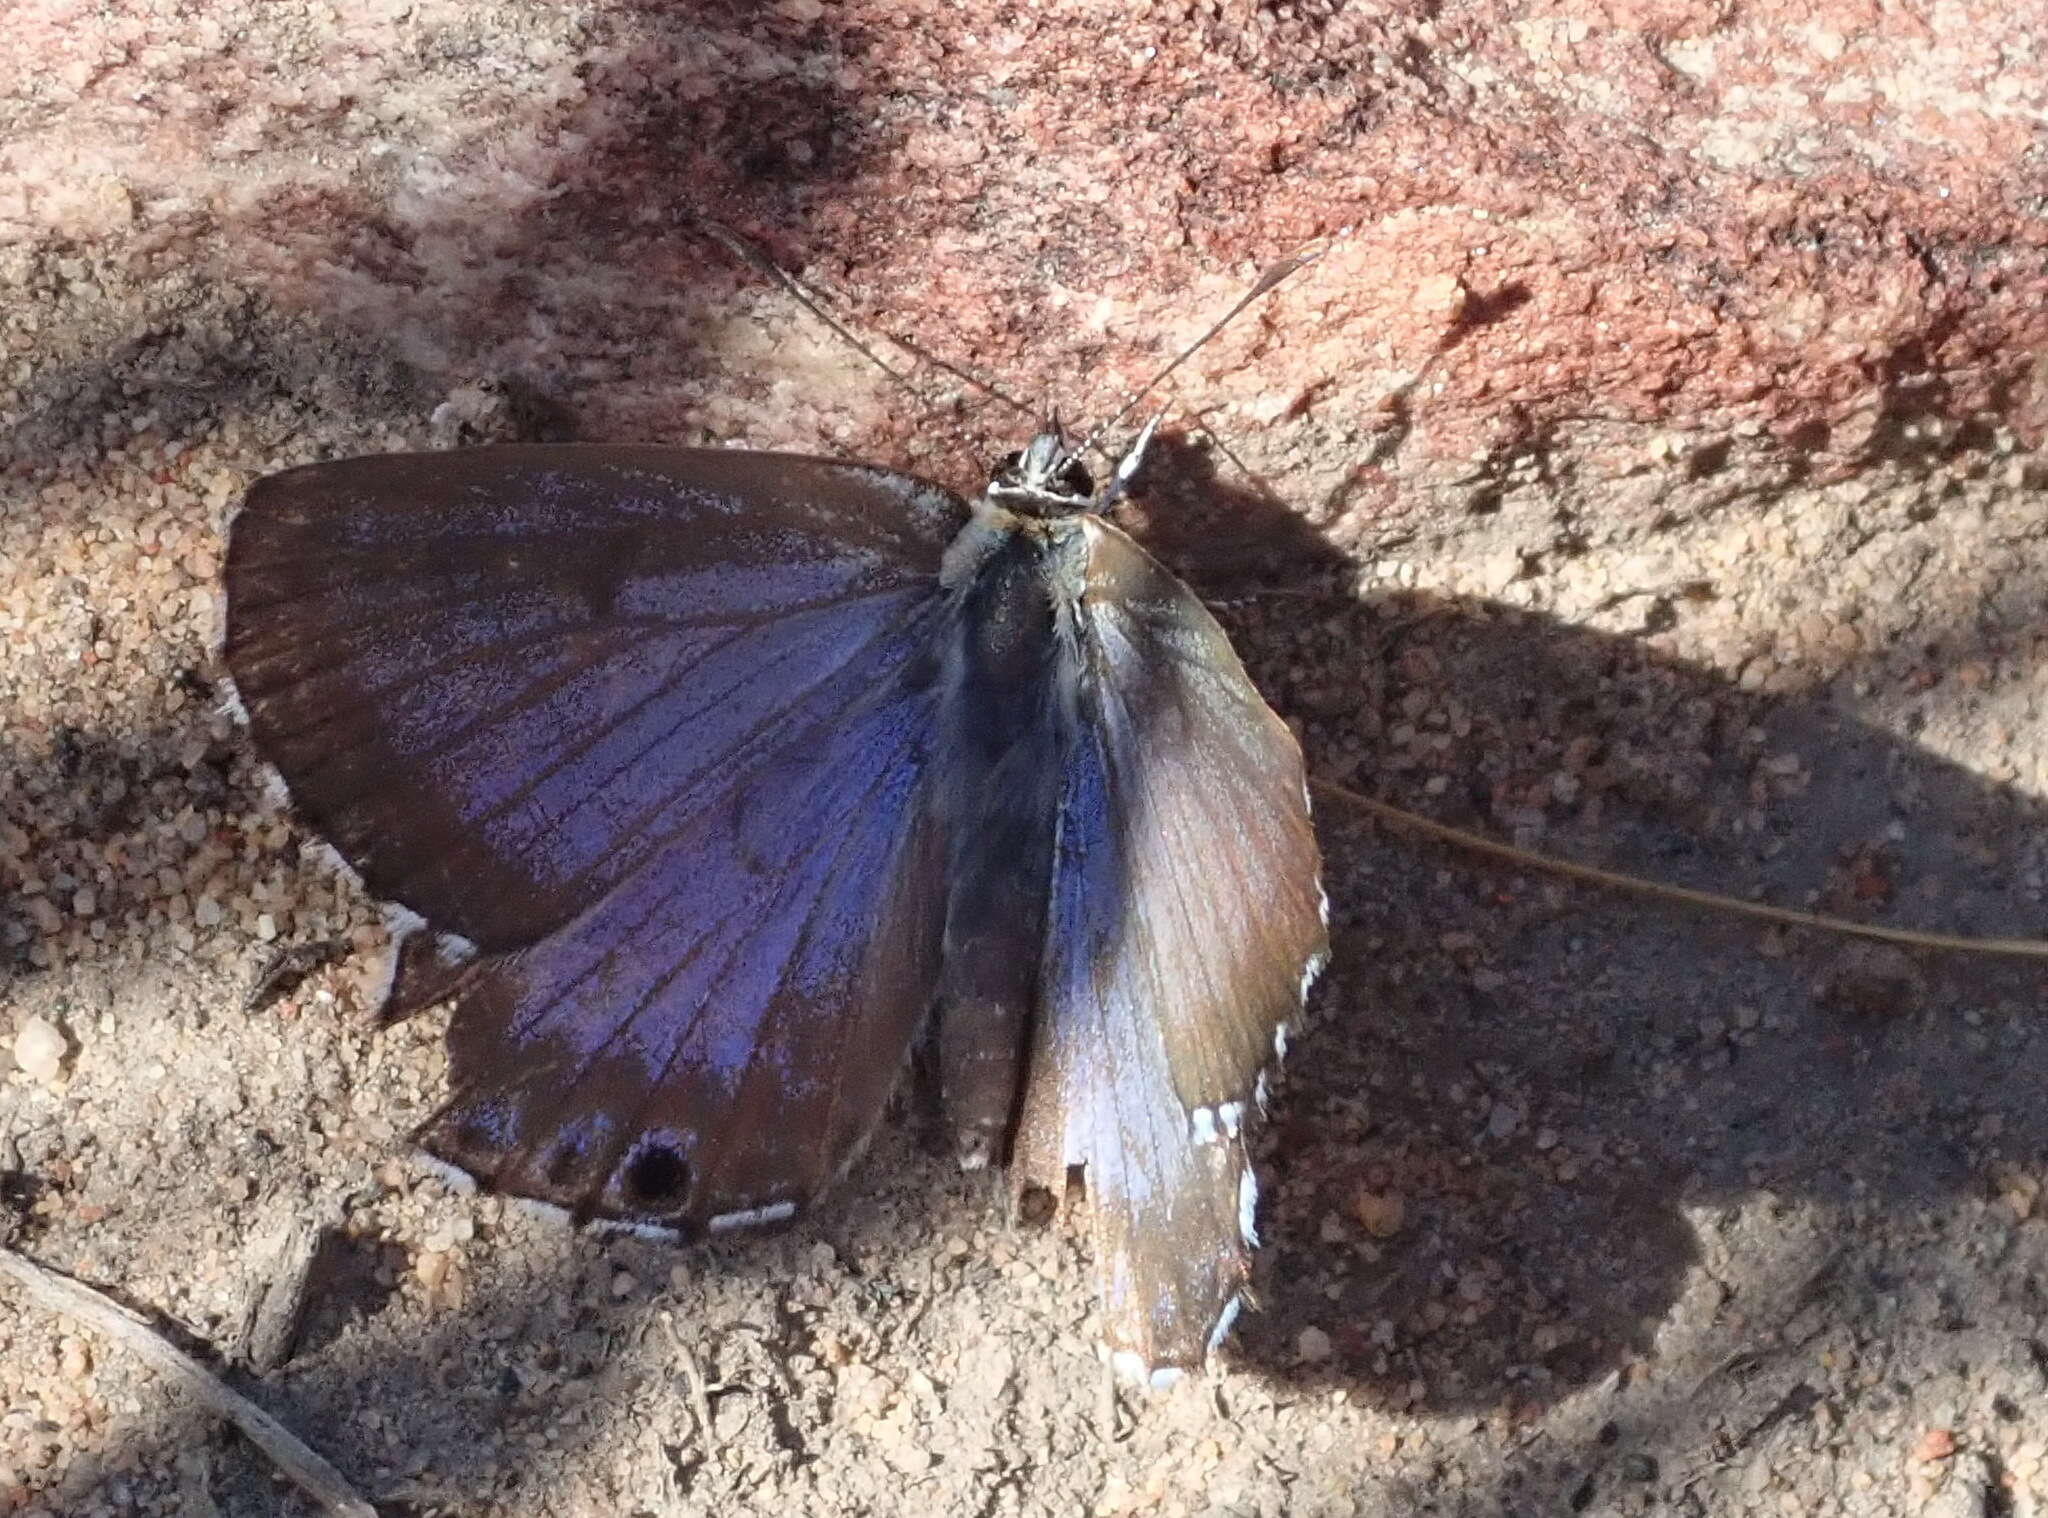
[661,1311,719,1451]
[240,1218,322,1373]
[0,1247,376,1518]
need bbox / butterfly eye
[619,1139,692,1210]
[1053,458,1094,499]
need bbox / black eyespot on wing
[621,1141,692,1210]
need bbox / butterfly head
[987,422,1096,517]
[985,414,1159,519]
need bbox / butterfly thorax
[939,493,1095,603]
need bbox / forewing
[224,444,965,948]
[1015,515,1327,1377]
[223,445,966,1228]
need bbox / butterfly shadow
[1054,441,2044,1516]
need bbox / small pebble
[1350,1189,1406,1239]
[1297,1326,1334,1362]
[884,1442,935,1475]
[13,1016,69,1083]
[1914,1427,1958,1463]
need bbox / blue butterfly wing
[1013,515,1328,1378]
[225,446,964,1228]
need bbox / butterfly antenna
[690,217,1035,421]
[1062,237,1334,472]
[873,326,1038,421]
[691,218,926,395]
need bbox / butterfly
[220,305,1328,1387]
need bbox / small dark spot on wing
[621,1140,692,1210]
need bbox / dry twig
[1316,778,2048,961]
[660,1310,720,1452]
[0,1247,376,1518]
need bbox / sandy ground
[6,4,2048,1517]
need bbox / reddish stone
[3,0,2042,532]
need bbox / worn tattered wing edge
[1130,825,1330,1392]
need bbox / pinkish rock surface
[7,0,2044,496]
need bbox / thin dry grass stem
[1316,778,2048,961]
[0,1248,377,1518]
